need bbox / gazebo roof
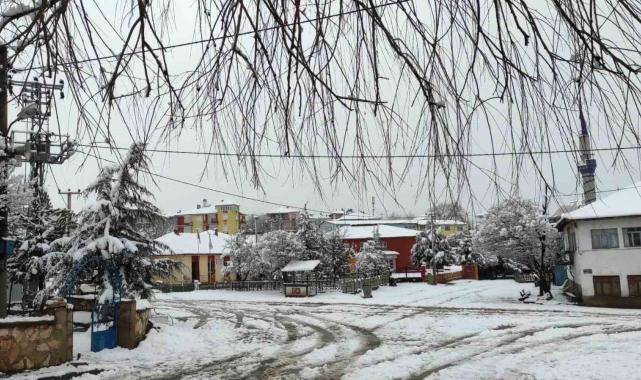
[281,260,321,272]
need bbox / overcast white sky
[6,1,641,219]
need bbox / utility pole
[0,46,9,318]
[59,188,81,211]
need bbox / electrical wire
[76,150,334,214]
[75,143,641,159]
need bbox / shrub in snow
[32,143,181,307]
[473,197,561,293]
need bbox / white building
[557,182,641,308]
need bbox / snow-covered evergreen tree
[7,183,74,301]
[473,197,561,292]
[33,143,180,306]
[447,230,474,264]
[296,207,324,261]
[257,230,304,279]
[320,230,351,278]
[355,228,389,275]
[411,228,451,267]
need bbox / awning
[382,250,400,257]
[281,260,321,272]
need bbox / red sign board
[292,288,301,295]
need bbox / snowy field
[6,280,641,380]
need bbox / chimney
[197,205,201,209]
[173,228,180,235]
[214,228,218,236]
[203,198,208,207]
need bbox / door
[554,265,568,286]
[208,256,216,283]
[191,256,200,282]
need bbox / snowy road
[8,281,641,379]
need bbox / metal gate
[554,265,568,286]
[62,257,122,352]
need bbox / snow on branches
[224,216,353,280]
[33,143,180,307]
[473,197,561,276]
[411,228,452,267]
[355,227,389,275]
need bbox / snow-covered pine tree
[355,227,389,275]
[320,230,351,278]
[410,228,452,267]
[7,182,74,305]
[257,230,304,279]
[296,207,324,261]
[33,143,180,306]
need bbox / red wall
[343,236,417,270]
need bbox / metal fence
[340,274,389,294]
[200,281,283,291]
[160,274,389,294]
[514,274,536,283]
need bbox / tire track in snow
[408,322,638,380]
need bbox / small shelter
[281,260,321,297]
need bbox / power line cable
[76,150,334,214]
[15,0,409,72]
[76,143,641,159]
[75,149,640,219]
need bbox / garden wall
[0,298,73,373]
[117,300,151,349]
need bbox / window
[220,205,232,211]
[208,260,216,273]
[591,229,619,249]
[567,231,577,252]
[183,226,192,233]
[184,215,192,224]
[628,276,641,296]
[444,226,451,231]
[623,227,641,247]
[593,276,621,297]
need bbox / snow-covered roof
[560,182,641,222]
[156,230,230,255]
[281,260,321,272]
[382,250,399,256]
[266,207,301,214]
[416,219,467,226]
[171,205,218,216]
[216,199,238,206]
[324,219,415,226]
[334,212,375,221]
[340,225,418,239]
[550,201,581,219]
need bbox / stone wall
[0,298,73,373]
[117,300,151,349]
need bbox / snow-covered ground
[6,280,641,380]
